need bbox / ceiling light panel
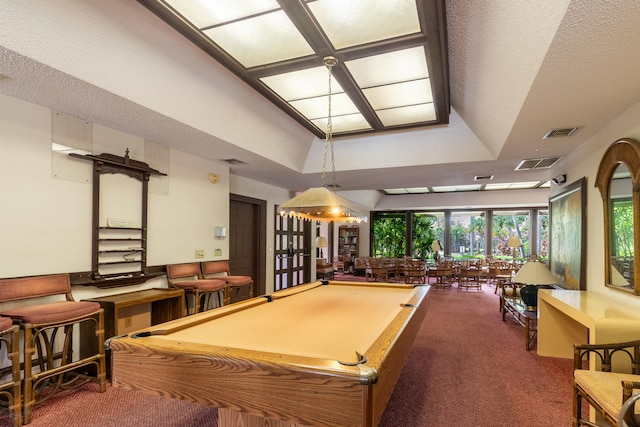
[407,187,430,193]
[432,184,482,193]
[141,0,450,137]
[306,0,420,49]
[362,79,433,110]
[289,93,359,119]
[345,47,429,87]
[384,189,410,194]
[376,103,436,126]
[166,0,280,28]
[484,183,511,191]
[485,182,540,190]
[203,10,314,68]
[260,66,345,101]
[311,113,371,133]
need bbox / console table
[538,289,640,363]
[501,295,537,351]
[80,288,185,374]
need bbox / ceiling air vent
[221,158,246,165]
[515,157,562,171]
[543,127,580,139]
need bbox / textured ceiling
[1,0,639,209]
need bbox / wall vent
[474,175,494,181]
[515,157,561,171]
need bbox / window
[371,212,407,257]
[491,210,530,262]
[371,207,546,262]
[450,211,485,258]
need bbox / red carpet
[0,280,573,426]
[378,285,573,426]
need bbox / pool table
[110,280,430,427]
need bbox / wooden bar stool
[200,261,253,305]
[0,317,21,427]
[166,263,227,315]
[0,274,106,425]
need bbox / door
[274,212,311,291]
[229,194,266,298]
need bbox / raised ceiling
[1,1,639,209]
[139,0,449,138]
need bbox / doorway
[229,194,266,298]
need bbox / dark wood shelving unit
[69,150,166,288]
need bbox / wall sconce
[214,226,227,239]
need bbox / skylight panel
[362,79,433,110]
[203,10,313,67]
[376,104,436,126]
[306,0,420,49]
[289,93,359,120]
[311,113,371,133]
[166,0,280,28]
[260,66,345,101]
[345,47,429,87]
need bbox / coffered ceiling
[139,0,449,138]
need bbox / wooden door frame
[230,194,266,297]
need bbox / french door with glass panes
[274,212,311,291]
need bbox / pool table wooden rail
[110,280,430,427]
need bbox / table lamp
[315,236,328,259]
[507,236,522,263]
[512,260,557,311]
[431,240,442,262]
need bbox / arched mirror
[595,138,640,294]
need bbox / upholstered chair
[166,263,227,315]
[200,260,253,305]
[0,273,106,424]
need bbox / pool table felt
[151,281,420,364]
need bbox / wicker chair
[404,259,426,284]
[365,257,389,282]
[573,339,640,426]
[0,317,21,427]
[0,273,107,424]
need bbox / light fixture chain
[327,61,337,191]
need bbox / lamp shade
[507,236,522,248]
[512,261,557,285]
[315,236,328,248]
[431,240,442,251]
[279,187,368,223]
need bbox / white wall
[0,93,232,300]
[550,100,640,307]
